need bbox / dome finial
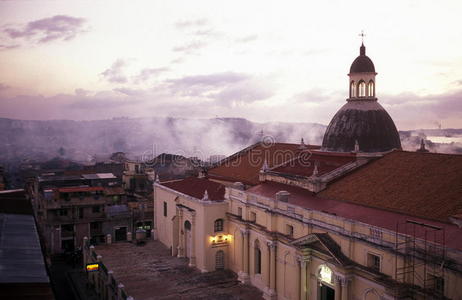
[359,30,366,55]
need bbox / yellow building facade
[154,168,462,300]
[153,42,462,300]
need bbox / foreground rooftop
[95,241,263,300]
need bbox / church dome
[349,44,375,73]
[321,101,401,152]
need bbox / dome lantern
[349,40,377,100]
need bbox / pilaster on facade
[177,208,184,258]
[265,240,277,300]
[334,273,351,300]
[189,212,197,267]
[297,254,311,300]
[238,227,250,284]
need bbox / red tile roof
[58,186,104,193]
[161,177,225,201]
[319,150,462,223]
[247,181,462,251]
[208,142,321,185]
[271,151,356,177]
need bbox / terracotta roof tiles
[208,142,320,185]
[319,150,462,223]
[161,177,225,201]
[271,151,356,177]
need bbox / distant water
[427,135,462,144]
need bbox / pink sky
[0,0,461,130]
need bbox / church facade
[154,43,462,300]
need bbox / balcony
[44,196,109,210]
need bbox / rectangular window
[92,205,100,213]
[79,207,84,219]
[286,224,294,237]
[250,212,256,223]
[163,202,167,217]
[214,219,224,232]
[237,207,242,218]
[59,209,67,216]
[367,253,381,272]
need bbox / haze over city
[1,0,462,130]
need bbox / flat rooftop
[0,213,49,283]
[95,241,263,300]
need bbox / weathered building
[29,172,133,254]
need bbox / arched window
[254,240,261,274]
[214,219,224,232]
[358,81,366,97]
[350,81,356,98]
[184,220,191,231]
[367,81,375,97]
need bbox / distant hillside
[0,117,326,164]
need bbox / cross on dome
[359,30,366,43]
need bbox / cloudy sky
[0,0,461,130]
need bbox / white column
[299,259,307,300]
[334,275,341,300]
[298,255,311,300]
[340,277,349,300]
[266,240,277,299]
[238,229,250,283]
[189,213,196,267]
[177,209,184,257]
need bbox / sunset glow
[1,0,461,129]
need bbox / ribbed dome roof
[321,101,401,153]
[349,43,375,73]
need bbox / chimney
[276,190,290,202]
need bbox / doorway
[115,227,127,241]
[61,239,75,252]
[215,250,225,270]
[184,221,192,258]
[319,284,335,300]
